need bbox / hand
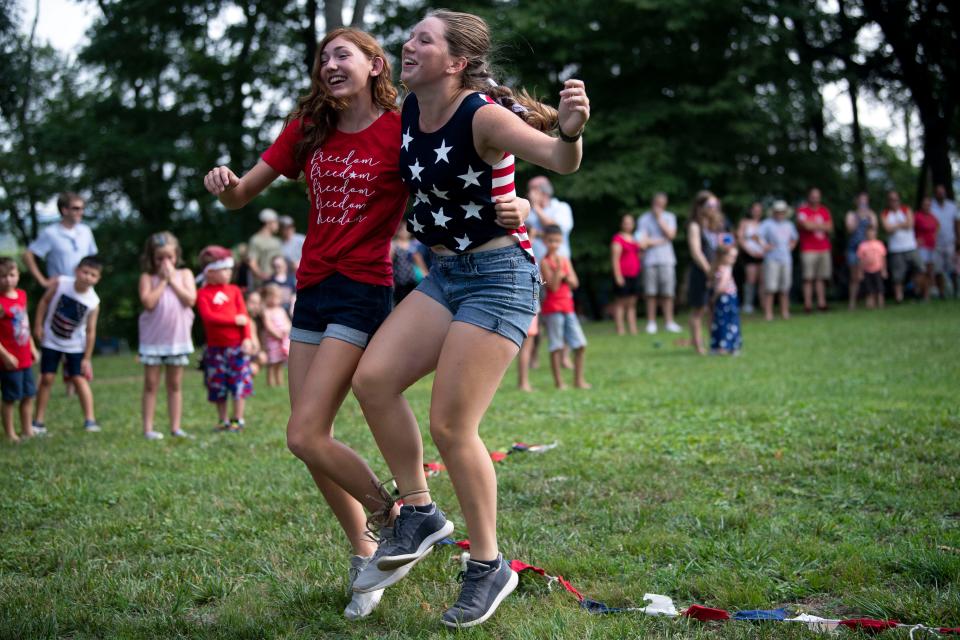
[494,195,530,229]
[204,166,241,195]
[34,325,44,343]
[31,344,39,362]
[614,275,625,287]
[241,338,255,355]
[81,358,93,380]
[0,352,18,370]
[235,314,248,327]
[557,79,590,139]
[159,259,175,281]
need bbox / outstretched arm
[203,160,281,210]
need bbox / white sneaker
[665,321,683,333]
[645,321,658,334]
[144,431,164,440]
[344,555,384,620]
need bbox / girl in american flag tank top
[351,10,590,628]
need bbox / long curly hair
[690,190,724,231]
[288,28,399,167]
[429,9,559,133]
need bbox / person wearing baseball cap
[758,200,799,321]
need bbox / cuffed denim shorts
[415,245,540,348]
[291,273,393,349]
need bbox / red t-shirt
[914,210,939,249]
[0,289,33,369]
[612,234,641,278]
[197,284,252,347]
[796,203,833,253]
[541,256,575,314]
[261,112,408,289]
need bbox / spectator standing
[686,191,723,355]
[856,226,887,309]
[930,184,959,297]
[759,200,798,321]
[796,187,833,312]
[914,197,939,301]
[610,214,640,336]
[736,201,765,314]
[247,209,284,285]
[636,193,681,333]
[541,226,589,389]
[24,192,98,289]
[279,216,306,275]
[844,192,878,310]
[0,258,39,442]
[881,190,922,303]
[710,244,742,355]
[528,176,573,260]
[266,255,296,314]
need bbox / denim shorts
[291,272,393,349]
[543,312,588,352]
[40,348,84,377]
[415,245,540,348]
[1,368,36,402]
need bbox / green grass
[2,302,959,639]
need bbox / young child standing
[138,232,196,440]
[0,258,39,442]
[710,244,742,355]
[540,225,589,390]
[33,255,102,433]
[196,246,254,432]
[856,226,887,309]
[261,283,291,388]
[266,255,296,314]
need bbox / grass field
[2,302,959,639]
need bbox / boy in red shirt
[0,258,39,441]
[540,226,589,390]
[196,246,254,431]
[856,227,887,309]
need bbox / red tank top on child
[261,112,408,289]
[541,256,575,314]
[0,289,33,369]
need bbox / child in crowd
[34,255,102,433]
[261,283,291,387]
[0,258,39,441]
[914,197,939,301]
[266,255,296,314]
[759,200,799,321]
[138,232,196,440]
[710,244,742,355]
[540,225,589,390]
[390,225,428,305]
[856,226,887,309]
[243,289,268,377]
[196,246,254,432]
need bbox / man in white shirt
[635,193,682,334]
[527,176,574,261]
[24,192,99,289]
[931,184,959,297]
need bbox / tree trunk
[324,0,343,31]
[350,0,369,27]
[303,0,317,79]
[848,77,866,191]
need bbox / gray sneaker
[352,504,453,593]
[344,555,384,620]
[374,504,453,570]
[441,554,518,628]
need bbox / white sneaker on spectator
[144,431,164,440]
[645,321,658,334]
[665,321,683,333]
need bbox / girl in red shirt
[203,28,528,621]
[915,196,940,300]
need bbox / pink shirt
[611,233,641,278]
[856,239,887,274]
[138,271,195,357]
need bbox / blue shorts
[40,348,84,377]
[291,273,393,349]
[1,368,36,402]
[543,312,588,352]
[415,245,540,348]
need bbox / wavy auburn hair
[429,9,559,133]
[288,28,399,167]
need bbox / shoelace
[363,478,397,541]
[452,565,491,609]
